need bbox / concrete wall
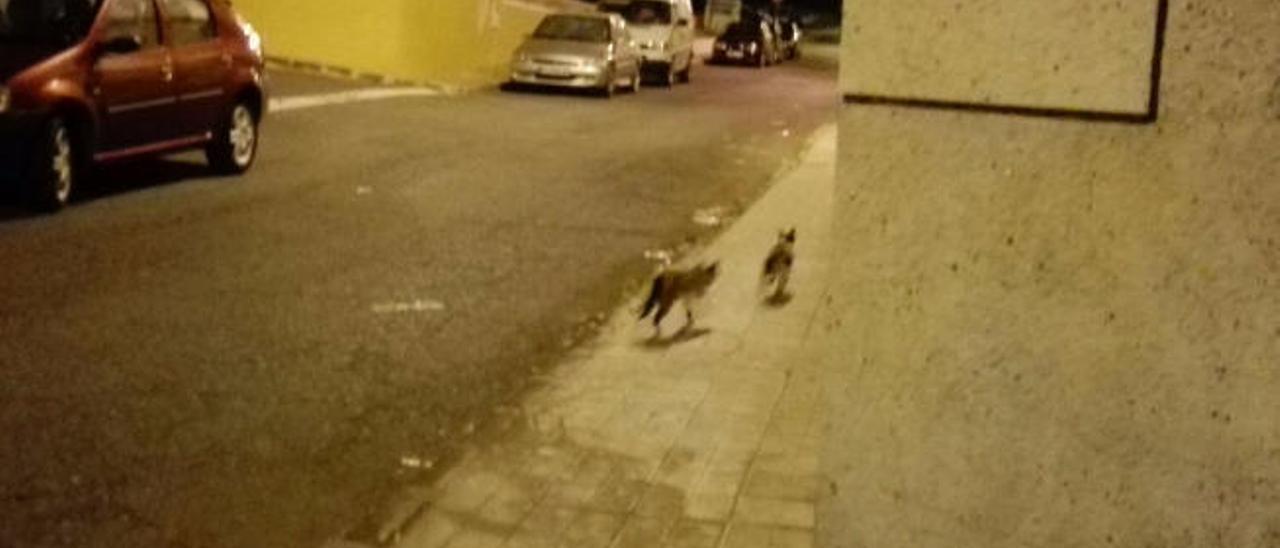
[233,0,588,88]
[822,1,1280,547]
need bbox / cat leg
[655,299,675,330]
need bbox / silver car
[509,13,642,97]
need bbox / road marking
[269,88,440,113]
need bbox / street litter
[693,206,728,227]
[399,456,434,470]
[371,299,446,314]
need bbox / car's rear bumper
[710,49,758,65]
[0,111,42,184]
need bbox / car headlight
[714,42,726,50]
[235,13,263,59]
[747,42,758,53]
[0,87,9,113]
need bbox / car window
[160,0,213,46]
[722,22,760,39]
[532,15,609,43]
[102,0,159,48]
[621,1,671,26]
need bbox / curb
[265,57,458,96]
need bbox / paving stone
[611,517,675,548]
[743,471,819,502]
[722,522,815,548]
[733,497,815,529]
[684,493,737,522]
[666,519,725,548]
[557,511,624,548]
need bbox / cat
[639,261,720,335]
[761,228,796,298]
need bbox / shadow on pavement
[80,157,217,202]
[0,156,220,221]
[637,326,712,350]
[763,292,794,307]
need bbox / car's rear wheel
[26,116,76,212]
[208,100,259,174]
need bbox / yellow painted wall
[233,0,587,88]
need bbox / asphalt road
[0,51,835,548]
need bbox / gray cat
[639,261,720,334]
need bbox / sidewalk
[385,124,836,548]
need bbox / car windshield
[621,1,671,26]
[598,3,626,16]
[0,0,99,44]
[722,22,760,39]
[533,15,610,43]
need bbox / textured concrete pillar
[840,0,1166,117]
[823,1,1280,547]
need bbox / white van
[598,0,696,85]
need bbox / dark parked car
[0,0,267,211]
[710,19,777,67]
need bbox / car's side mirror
[677,18,691,27]
[99,35,143,55]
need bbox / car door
[159,0,228,138]
[92,0,176,152]
[613,19,639,77]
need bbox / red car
[0,0,266,211]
